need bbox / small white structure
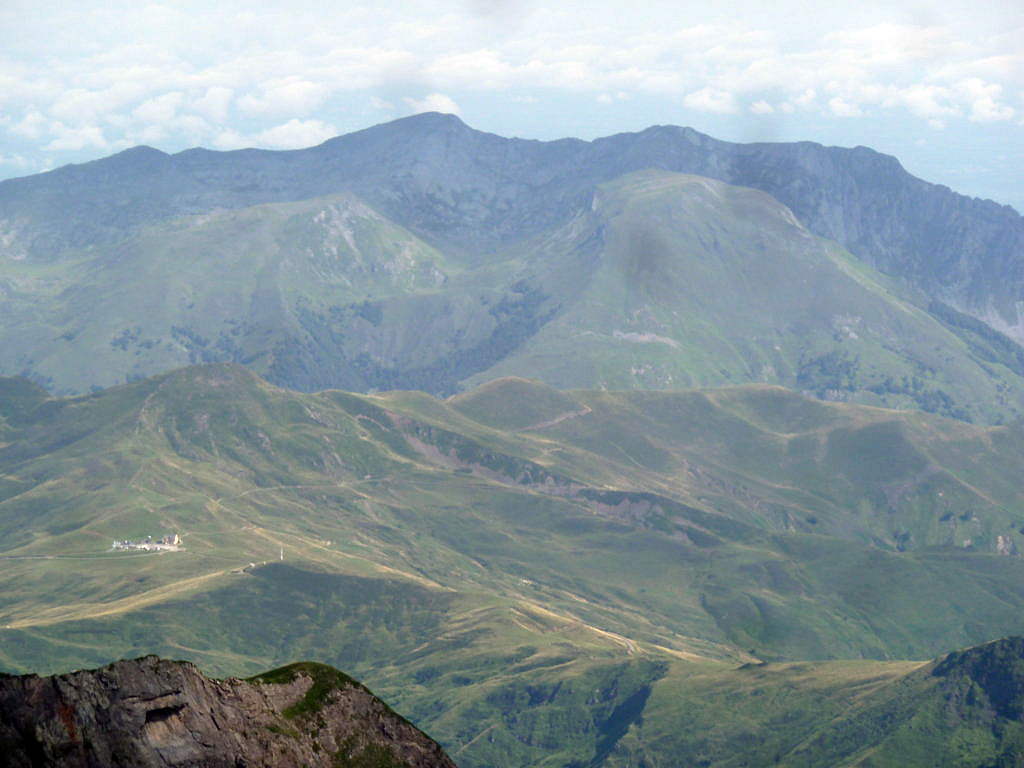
[111,533,183,552]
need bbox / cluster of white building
[111,534,182,552]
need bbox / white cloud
[43,124,107,151]
[256,118,337,148]
[792,89,816,107]
[214,118,337,150]
[597,93,613,104]
[192,87,233,123]
[9,109,48,139]
[750,100,774,114]
[950,78,1015,122]
[403,93,461,115]
[238,77,329,117]
[134,124,167,144]
[969,98,1015,122]
[930,54,1024,83]
[212,129,247,150]
[174,114,213,136]
[956,78,1015,122]
[823,24,953,66]
[683,87,737,114]
[49,85,145,123]
[0,71,61,111]
[428,49,516,89]
[829,96,863,117]
[0,153,31,169]
[884,84,960,118]
[132,92,184,124]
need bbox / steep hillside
[0,655,456,767]
[459,170,1024,423]
[596,636,1024,766]
[2,367,1024,764]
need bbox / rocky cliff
[0,656,457,768]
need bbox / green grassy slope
[598,636,1024,767]
[2,367,1024,765]
[4,170,1024,425]
[0,191,529,395]
[464,171,1024,424]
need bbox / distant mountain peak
[397,110,469,127]
[110,144,169,159]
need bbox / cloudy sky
[1,0,1021,210]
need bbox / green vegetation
[1,366,1024,764]
[593,639,1024,766]
[333,738,406,768]
[3,169,1024,426]
[449,377,585,431]
[4,118,1024,766]
[460,171,1024,426]
[929,300,1024,377]
[251,662,364,719]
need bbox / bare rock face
[0,656,458,767]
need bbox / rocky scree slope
[0,655,457,768]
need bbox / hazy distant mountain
[3,113,1019,325]
[1,114,1021,422]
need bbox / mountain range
[3,114,1024,765]
[1,114,1022,426]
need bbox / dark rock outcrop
[0,656,457,767]
[932,636,1024,721]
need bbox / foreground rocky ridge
[6,642,1024,768]
[0,656,457,767]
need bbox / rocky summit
[0,656,457,767]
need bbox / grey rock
[0,656,457,767]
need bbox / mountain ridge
[2,112,1020,339]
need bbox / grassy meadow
[2,366,1024,764]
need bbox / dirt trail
[4,569,231,628]
[515,406,592,432]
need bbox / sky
[1,0,1021,211]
